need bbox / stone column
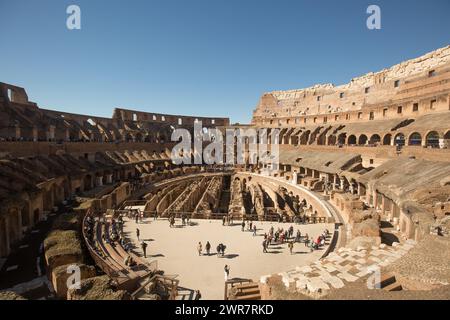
[33,126,38,142]
[96,176,103,187]
[380,195,385,214]
[3,217,11,256]
[373,189,378,209]
[15,125,21,140]
[333,175,337,190]
[340,177,344,190]
[292,171,298,185]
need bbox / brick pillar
[96,176,103,187]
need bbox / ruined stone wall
[0,83,230,144]
[113,107,229,126]
[252,45,450,126]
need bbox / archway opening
[394,133,405,146]
[348,135,357,145]
[426,131,440,148]
[408,132,422,146]
[369,134,381,144]
[383,134,392,145]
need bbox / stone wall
[252,46,450,126]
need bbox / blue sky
[0,0,449,124]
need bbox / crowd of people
[196,241,227,257]
[84,212,143,269]
[261,225,331,254]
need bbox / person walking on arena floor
[197,242,203,256]
[288,241,294,255]
[224,265,230,281]
[205,241,211,256]
[141,241,148,258]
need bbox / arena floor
[123,217,333,299]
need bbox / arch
[347,135,357,145]
[426,131,440,148]
[358,134,368,145]
[21,206,30,227]
[317,133,327,145]
[408,132,422,146]
[135,132,143,142]
[444,130,450,139]
[383,133,392,145]
[394,133,405,146]
[369,134,381,144]
[327,135,336,145]
[337,133,346,145]
[299,130,310,145]
[33,209,40,224]
[144,134,153,143]
[124,133,133,142]
[84,174,93,191]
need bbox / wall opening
[7,88,12,101]
[408,132,422,146]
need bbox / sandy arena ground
[124,217,333,299]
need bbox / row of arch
[339,130,447,147]
[276,129,450,148]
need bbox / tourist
[125,255,136,267]
[224,265,230,281]
[216,244,221,257]
[205,241,211,256]
[141,241,148,258]
[222,216,226,226]
[194,290,202,300]
[197,242,202,256]
[295,230,301,242]
[241,220,245,232]
[262,240,268,253]
[304,234,309,247]
[288,241,294,255]
[135,211,139,224]
[136,228,140,241]
[249,221,253,231]
[253,224,257,236]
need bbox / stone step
[383,282,402,291]
[378,272,396,288]
[233,293,261,300]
